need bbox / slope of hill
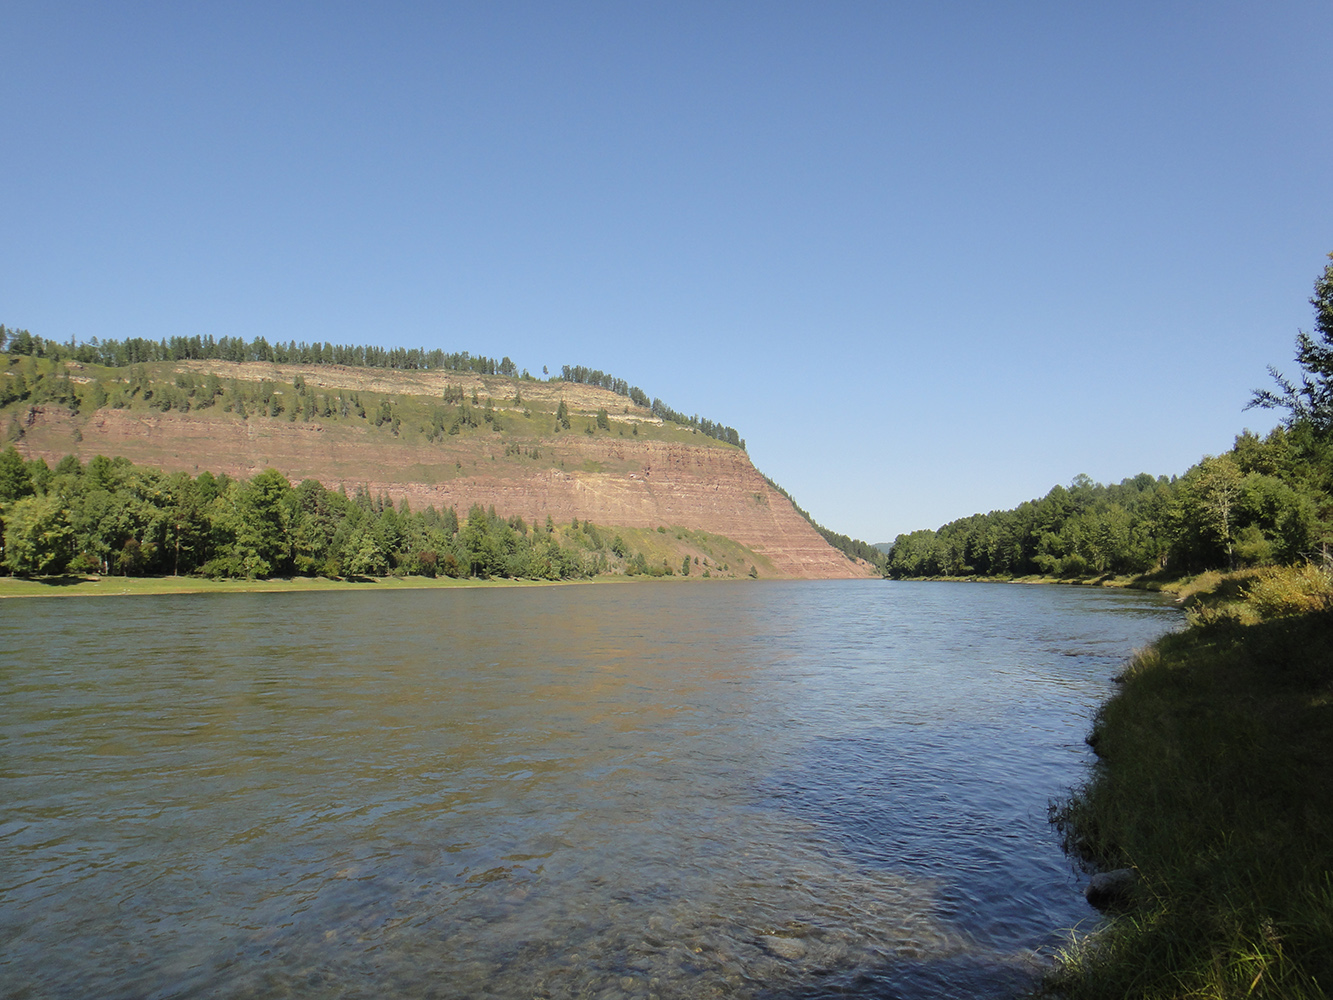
[3,353,873,579]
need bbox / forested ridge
[0,332,810,581]
[0,325,745,449]
[0,328,884,575]
[885,430,1329,579]
[0,325,523,376]
[887,257,1333,581]
[559,364,743,448]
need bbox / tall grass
[1043,564,1333,999]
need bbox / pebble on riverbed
[760,935,807,960]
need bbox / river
[1,579,1178,999]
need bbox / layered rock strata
[15,406,871,579]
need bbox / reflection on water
[0,581,1178,998]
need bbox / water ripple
[0,580,1178,999]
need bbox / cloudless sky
[3,2,1331,542]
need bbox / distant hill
[1,342,877,579]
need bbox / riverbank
[1041,564,1333,999]
[0,573,589,599]
[0,570,776,599]
[890,569,1186,592]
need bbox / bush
[1061,552,1090,577]
[1243,563,1333,620]
[199,556,241,579]
[68,551,101,575]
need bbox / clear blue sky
[4,2,1331,542]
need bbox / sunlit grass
[1043,565,1333,999]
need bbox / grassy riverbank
[890,570,1183,591]
[1043,564,1333,999]
[0,569,767,598]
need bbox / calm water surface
[1,580,1178,999]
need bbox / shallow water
[0,580,1178,998]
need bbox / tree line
[0,450,619,581]
[886,254,1333,580]
[0,326,522,377]
[559,362,745,448]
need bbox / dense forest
[886,256,1333,580]
[0,448,748,582]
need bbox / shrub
[199,556,241,579]
[68,551,101,575]
[1243,563,1333,620]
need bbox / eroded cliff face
[15,405,871,579]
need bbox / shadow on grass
[24,574,99,588]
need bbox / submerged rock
[759,935,807,960]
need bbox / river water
[1,580,1178,999]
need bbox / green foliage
[3,493,74,575]
[0,325,516,376]
[0,454,608,583]
[1241,563,1333,620]
[1250,252,1333,432]
[0,446,34,502]
[887,430,1333,580]
[233,469,292,578]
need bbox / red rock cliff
[16,405,871,579]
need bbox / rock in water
[760,936,807,960]
[1085,868,1136,911]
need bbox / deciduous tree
[1250,253,1333,432]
